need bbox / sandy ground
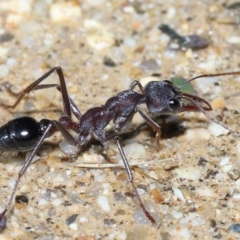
[0,1,240,239]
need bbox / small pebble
[87,32,115,51]
[52,198,63,207]
[211,98,225,110]
[227,36,240,44]
[228,169,240,180]
[69,222,78,231]
[103,56,116,67]
[114,192,126,202]
[140,59,160,72]
[49,2,82,23]
[196,186,216,198]
[122,142,146,160]
[66,214,78,226]
[79,217,88,223]
[104,218,116,226]
[97,196,111,212]
[172,186,185,201]
[174,167,201,181]
[15,195,28,204]
[0,65,9,77]
[59,140,79,155]
[229,223,240,233]
[85,183,104,198]
[172,210,183,219]
[207,122,230,137]
[185,128,211,141]
[38,199,48,205]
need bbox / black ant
[0,66,239,232]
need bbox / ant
[0,66,239,232]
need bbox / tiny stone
[66,214,78,226]
[97,195,111,212]
[104,218,116,226]
[79,217,88,223]
[15,195,29,204]
[38,199,48,205]
[103,56,116,67]
[114,209,126,216]
[69,222,78,231]
[229,223,240,233]
[227,36,240,44]
[174,167,201,181]
[140,59,160,72]
[52,198,63,207]
[0,65,9,77]
[228,169,240,180]
[197,157,208,167]
[114,192,126,202]
[0,33,14,43]
[207,122,229,137]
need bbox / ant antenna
[178,71,240,89]
[180,95,240,139]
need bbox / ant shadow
[115,115,186,141]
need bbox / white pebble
[97,195,111,212]
[0,64,9,77]
[166,7,176,19]
[227,36,240,44]
[69,223,78,231]
[59,140,79,155]
[219,156,230,166]
[0,46,9,59]
[79,217,88,223]
[38,199,48,205]
[86,32,115,51]
[85,0,106,6]
[52,198,63,207]
[172,186,185,201]
[123,37,137,47]
[8,178,16,189]
[196,186,216,198]
[191,216,206,226]
[185,128,211,141]
[84,19,103,30]
[123,142,146,160]
[50,2,81,23]
[207,122,230,137]
[137,187,146,196]
[174,167,201,181]
[172,210,183,219]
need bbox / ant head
[143,80,182,115]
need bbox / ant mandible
[0,66,239,232]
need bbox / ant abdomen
[0,116,43,152]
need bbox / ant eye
[168,98,181,111]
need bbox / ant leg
[20,83,82,120]
[128,80,144,92]
[114,136,156,224]
[0,120,77,232]
[137,108,162,149]
[2,66,71,118]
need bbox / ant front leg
[1,66,72,118]
[137,108,162,149]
